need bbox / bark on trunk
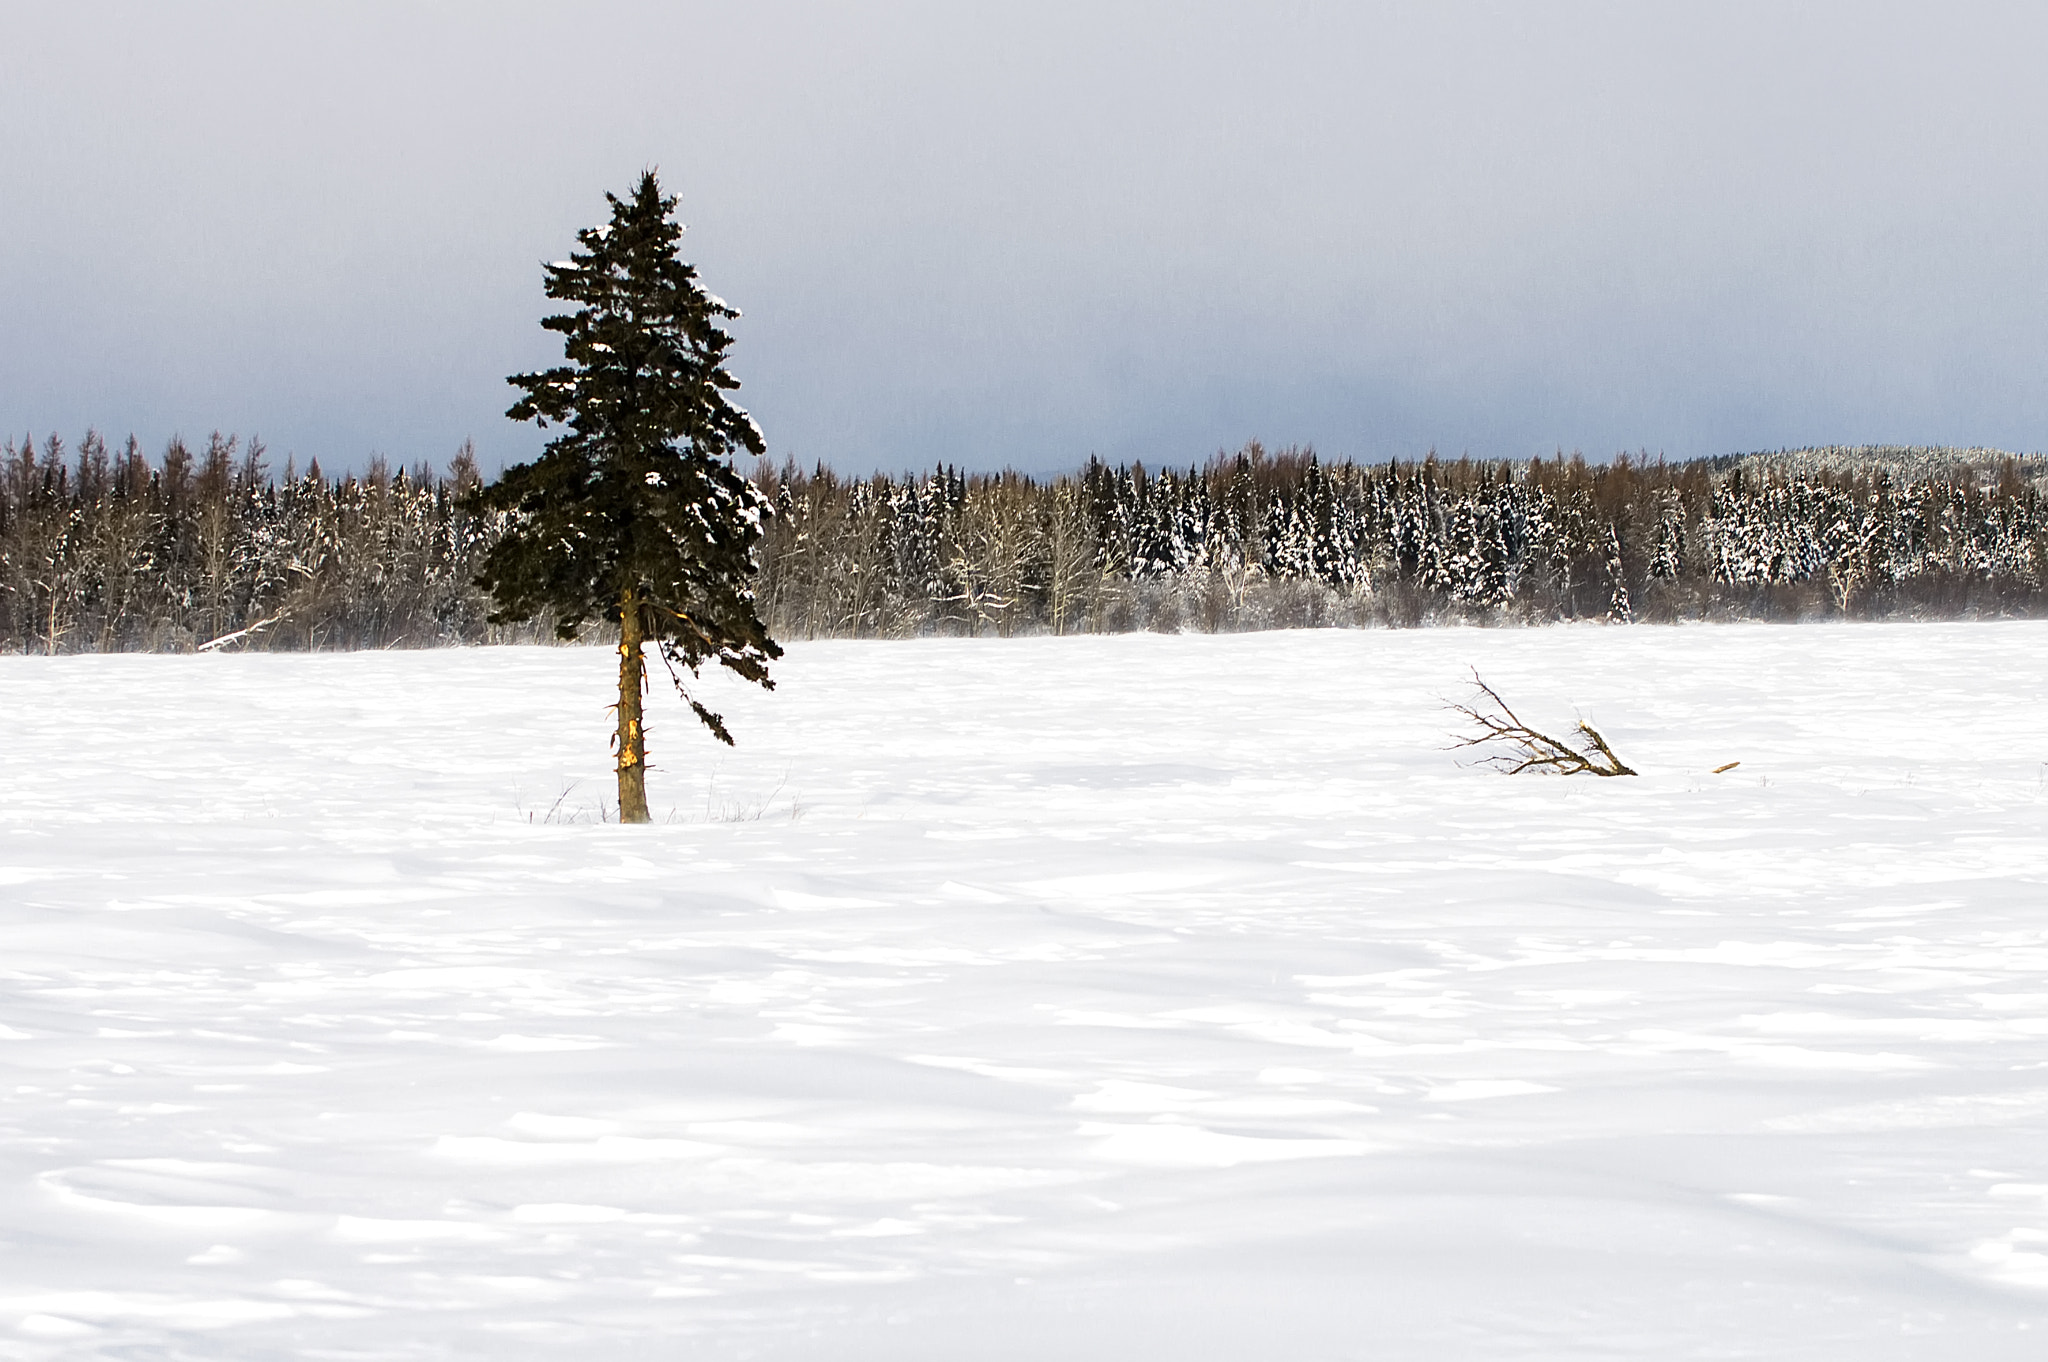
[615,587,652,823]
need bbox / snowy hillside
[2,624,2047,1359]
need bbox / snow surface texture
[3,623,2047,1360]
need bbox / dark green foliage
[474,171,780,742]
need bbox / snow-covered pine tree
[1604,524,1632,621]
[476,171,779,824]
[1218,450,1262,572]
[1648,492,1683,582]
[1411,462,1452,594]
[1449,486,1509,606]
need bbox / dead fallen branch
[197,613,287,653]
[1448,670,1637,777]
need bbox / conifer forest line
[3,430,2045,653]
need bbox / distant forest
[3,430,2045,652]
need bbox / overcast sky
[7,1,2048,476]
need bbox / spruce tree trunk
[615,587,652,823]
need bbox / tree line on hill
[3,431,2044,653]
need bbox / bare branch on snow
[1448,670,1637,777]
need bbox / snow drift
[1,622,2046,1358]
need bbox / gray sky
[7,1,2048,476]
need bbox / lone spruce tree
[477,171,779,823]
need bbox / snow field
[2,622,2047,1359]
